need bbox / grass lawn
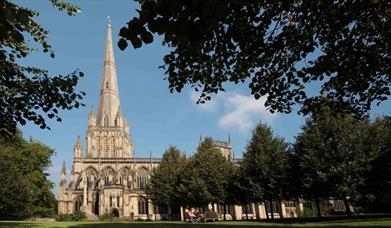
[1,218,391,228]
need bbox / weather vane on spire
[107,16,111,26]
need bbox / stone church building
[58,20,347,221]
[57,19,163,219]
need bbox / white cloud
[218,94,275,132]
[189,91,276,132]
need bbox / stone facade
[57,20,160,219]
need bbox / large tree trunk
[343,194,352,217]
[315,197,322,218]
[269,201,274,220]
[279,200,284,219]
[245,205,248,220]
[264,202,269,220]
[223,204,227,221]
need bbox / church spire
[61,161,66,175]
[97,16,121,126]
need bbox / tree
[176,164,212,208]
[357,116,391,212]
[0,130,56,218]
[177,138,233,210]
[118,0,390,117]
[194,138,234,207]
[295,106,372,217]
[241,122,286,219]
[17,139,56,217]
[0,151,30,218]
[0,0,85,136]
[226,165,255,220]
[147,146,186,220]
[281,146,302,213]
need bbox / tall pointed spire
[74,135,82,150]
[61,161,66,174]
[97,16,121,126]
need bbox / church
[57,19,233,220]
[58,20,346,221]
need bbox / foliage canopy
[241,122,286,204]
[0,130,56,218]
[147,146,186,212]
[294,107,375,216]
[0,0,84,136]
[119,0,390,117]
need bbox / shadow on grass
[68,220,391,228]
[0,222,60,228]
[1,217,391,228]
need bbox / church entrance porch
[111,208,120,217]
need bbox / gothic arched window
[102,138,107,157]
[104,115,109,126]
[109,196,112,207]
[136,167,149,189]
[74,195,83,212]
[105,81,109,89]
[138,197,147,214]
[110,137,115,156]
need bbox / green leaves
[141,30,153,44]
[118,16,155,49]
[118,38,128,51]
[0,131,56,218]
[241,122,286,203]
[129,36,142,49]
[148,146,186,209]
[118,0,390,117]
[294,106,376,215]
[148,139,234,209]
[50,0,81,16]
[0,1,85,136]
[356,116,391,212]
[189,138,234,205]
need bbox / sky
[14,0,391,192]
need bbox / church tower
[86,18,134,159]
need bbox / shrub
[55,213,72,221]
[72,211,86,221]
[99,213,115,222]
[55,211,86,221]
[321,207,336,216]
[302,208,317,217]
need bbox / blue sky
[15,0,390,192]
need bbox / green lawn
[1,218,391,228]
